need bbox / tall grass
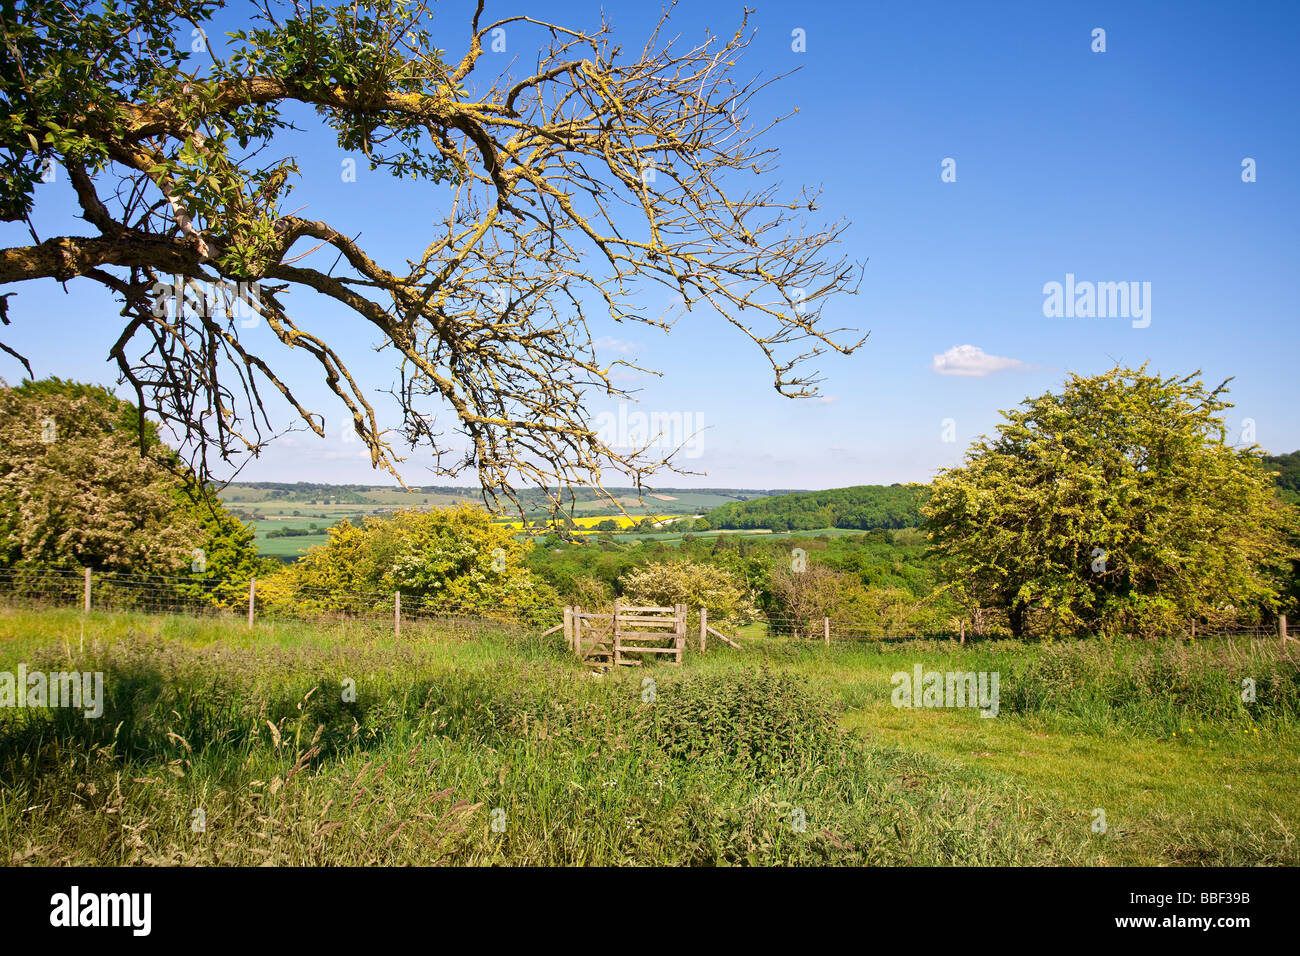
[1,607,1296,865]
[997,638,1299,734]
[0,608,1101,865]
[723,631,1298,737]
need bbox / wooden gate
[612,601,685,666]
[560,603,732,668]
[567,606,615,667]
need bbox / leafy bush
[633,669,842,775]
[257,504,557,614]
[0,378,259,592]
[926,367,1299,637]
[620,560,756,625]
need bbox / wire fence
[0,569,953,643]
[0,567,559,637]
[0,567,1288,646]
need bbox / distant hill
[217,482,797,515]
[704,484,928,532]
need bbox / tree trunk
[1009,600,1028,639]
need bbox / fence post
[612,599,622,667]
[1281,614,1289,646]
[675,602,686,664]
[83,567,91,613]
[960,620,966,645]
[699,607,707,653]
[823,616,830,646]
[394,591,401,641]
[247,577,256,629]
[563,606,574,653]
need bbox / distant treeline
[1265,452,1300,496]
[704,485,927,532]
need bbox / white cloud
[932,344,1029,377]
[593,335,641,355]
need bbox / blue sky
[3,0,1297,489]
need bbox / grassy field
[254,533,333,559]
[1,606,1295,865]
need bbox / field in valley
[2,606,1295,866]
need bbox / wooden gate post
[563,606,574,653]
[394,591,401,640]
[1281,614,1289,646]
[675,603,686,664]
[823,616,830,646]
[699,607,707,653]
[612,599,622,666]
[83,567,92,613]
[247,577,256,628]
